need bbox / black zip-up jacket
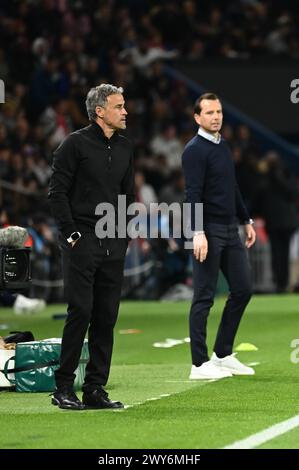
[48,121,135,240]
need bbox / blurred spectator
[120,37,177,75]
[158,169,185,206]
[29,55,62,118]
[39,97,73,149]
[135,170,157,209]
[150,123,184,172]
[256,152,299,292]
[26,213,55,300]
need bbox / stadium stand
[1,0,299,299]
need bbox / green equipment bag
[3,338,89,392]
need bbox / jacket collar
[90,120,119,143]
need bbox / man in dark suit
[48,84,135,409]
[182,93,256,380]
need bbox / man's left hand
[245,224,256,248]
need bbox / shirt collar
[197,127,221,144]
[90,121,119,142]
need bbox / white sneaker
[189,361,233,380]
[13,294,46,315]
[211,352,255,375]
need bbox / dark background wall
[176,60,299,143]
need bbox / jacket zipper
[107,142,111,256]
[108,144,111,169]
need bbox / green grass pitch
[0,295,298,449]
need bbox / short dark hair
[194,93,220,114]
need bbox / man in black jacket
[48,84,135,409]
[182,93,256,380]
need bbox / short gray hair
[85,84,124,121]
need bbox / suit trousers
[190,223,252,366]
[55,233,126,392]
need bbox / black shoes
[82,387,124,409]
[51,386,124,410]
[51,387,85,410]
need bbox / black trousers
[190,223,252,366]
[55,233,126,392]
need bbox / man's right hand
[193,233,208,263]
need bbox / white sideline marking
[224,415,299,449]
[121,379,222,410]
[124,393,172,409]
[166,379,218,383]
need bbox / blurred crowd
[0,0,299,299]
